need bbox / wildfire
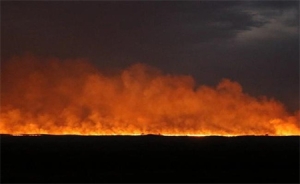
[1,54,299,136]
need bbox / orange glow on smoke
[1,54,299,136]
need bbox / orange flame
[1,54,299,136]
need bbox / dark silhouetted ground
[1,135,299,183]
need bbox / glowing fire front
[1,54,299,136]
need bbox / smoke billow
[1,54,299,135]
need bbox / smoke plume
[1,54,299,136]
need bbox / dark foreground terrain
[1,135,299,183]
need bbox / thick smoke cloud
[1,54,299,135]
[2,1,298,114]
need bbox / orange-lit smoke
[1,54,299,136]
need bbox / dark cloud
[1,1,266,60]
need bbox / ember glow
[1,55,299,136]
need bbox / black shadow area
[1,135,299,183]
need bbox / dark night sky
[2,1,299,112]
